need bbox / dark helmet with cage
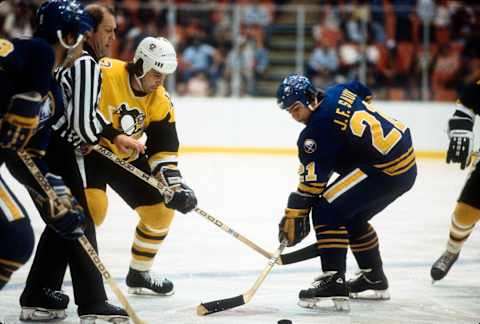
[35,0,93,49]
[276,74,318,110]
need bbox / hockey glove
[32,173,85,240]
[447,107,475,170]
[0,92,42,151]
[155,165,198,214]
[278,192,315,247]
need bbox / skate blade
[350,289,390,300]
[20,307,67,321]
[128,287,175,296]
[79,315,130,324]
[298,296,350,312]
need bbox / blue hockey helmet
[276,74,317,110]
[35,0,93,49]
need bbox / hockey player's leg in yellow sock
[431,202,480,282]
[127,203,175,295]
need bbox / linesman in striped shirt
[19,3,143,322]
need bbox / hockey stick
[92,144,273,260]
[17,151,146,324]
[196,239,288,315]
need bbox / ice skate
[126,268,174,295]
[19,288,69,322]
[431,250,459,283]
[347,269,390,300]
[298,271,350,311]
[78,301,129,324]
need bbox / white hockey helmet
[134,36,177,77]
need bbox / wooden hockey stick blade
[17,151,146,324]
[197,240,288,316]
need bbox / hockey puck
[278,320,292,324]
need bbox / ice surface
[0,155,479,323]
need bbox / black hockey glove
[31,173,85,240]
[447,108,475,170]
[155,166,198,214]
[278,192,315,247]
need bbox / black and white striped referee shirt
[53,51,110,147]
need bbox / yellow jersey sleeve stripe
[0,186,23,222]
[323,169,367,203]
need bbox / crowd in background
[1,0,479,100]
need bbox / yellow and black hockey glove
[0,92,42,151]
[278,192,315,247]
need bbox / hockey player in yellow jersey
[80,36,197,295]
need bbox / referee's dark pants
[12,134,107,307]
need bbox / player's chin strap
[57,31,84,50]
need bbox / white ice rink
[0,154,479,324]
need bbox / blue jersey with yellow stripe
[296,81,415,196]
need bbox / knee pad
[85,188,108,227]
[454,202,480,227]
[136,202,175,232]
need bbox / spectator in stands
[306,38,339,88]
[182,34,222,93]
[2,0,35,38]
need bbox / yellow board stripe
[178,146,447,159]
[0,185,23,222]
[323,169,367,203]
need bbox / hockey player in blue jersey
[0,0,93,293]
[276,75,417,311]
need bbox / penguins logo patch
[304,139,317,154]
[114,103,145,136]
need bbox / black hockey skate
[78,301,129,324]
[431,250,459,282]
[126,268,174,295]
[298,271,350,311]
[347,269,390,300]
[19,288,69,322]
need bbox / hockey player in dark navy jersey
[431,79,480,283]
[0,0,91,294]
[276,75,417,311]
